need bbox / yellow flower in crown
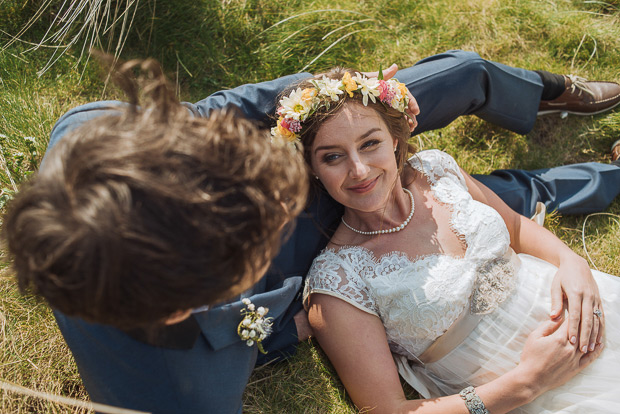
[397,82,409,100]
[301,87,318,101]
[274,117,299,142]
[396,82,410,111]
[342,72,358,97]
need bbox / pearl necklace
[341,188,415,235]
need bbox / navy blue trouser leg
[397,50,543,135]
[474,163,620,217]
[395,50,620,215]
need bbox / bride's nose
[348,155,370,179]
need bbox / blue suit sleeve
[256,295,303,365]
[46,101,125,152]
[46,72,312,156]
[184,73,311,123]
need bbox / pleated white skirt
[397,254,620,413]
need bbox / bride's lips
[347,176,379,193]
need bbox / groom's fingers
[360,63,420,132]
[406,94,420,132]
[382,63,399,80]
[360,63,398,80]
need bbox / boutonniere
[237,298,273,354]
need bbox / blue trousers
[50,50,620,414]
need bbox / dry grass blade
[0,379,150,414]
[571,33,598,71]
[321,18,375,40]
[2,0,141,76]
[581,213,620,270]
[261,9,374,33]
[300,27,378,72]
[583,0,619,8]
[258,19,355,51]
[1,0,57,49]
[0,136,18,192]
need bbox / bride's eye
[323,153,342,163]
[361,139,380,150]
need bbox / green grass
[1,0,619,412]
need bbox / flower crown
[271,71,410,145]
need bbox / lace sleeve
[303,249,379,317]
[408,150,467,190]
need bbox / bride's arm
[460,169,604,354]
[308,293,601,414]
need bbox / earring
[394,146,397,152]
[314,175,319,180]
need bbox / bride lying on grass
[271,68,619,413]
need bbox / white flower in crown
[353,73,380,106]
[278,87,316,121]
[314,76,344,102]
[237,298,273,354]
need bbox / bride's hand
[361,64,420,132]
[517,317,603,396]
[550,254,604,354]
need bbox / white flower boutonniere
[237,298,273,354]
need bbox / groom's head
[2,58,308,329]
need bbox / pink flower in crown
[281,117,302,133]
[378,80,396,105]
[273,117,297,142]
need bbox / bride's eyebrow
[314,128,382,154]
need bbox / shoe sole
[537,100,620,116]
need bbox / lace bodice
[304,150,516,359]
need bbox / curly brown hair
[3,58,308,329]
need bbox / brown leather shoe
[538,75,620,116]
[612,139,620,162]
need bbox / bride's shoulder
[407,149,457,168]
[309,245,375,273]
[406,150,465,185]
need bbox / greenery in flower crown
[271,72,410,145]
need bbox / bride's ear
[309,167,319,181]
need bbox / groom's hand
[294,310,313,342]
[361,64,420,133]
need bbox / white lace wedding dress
[304,150,620,413]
